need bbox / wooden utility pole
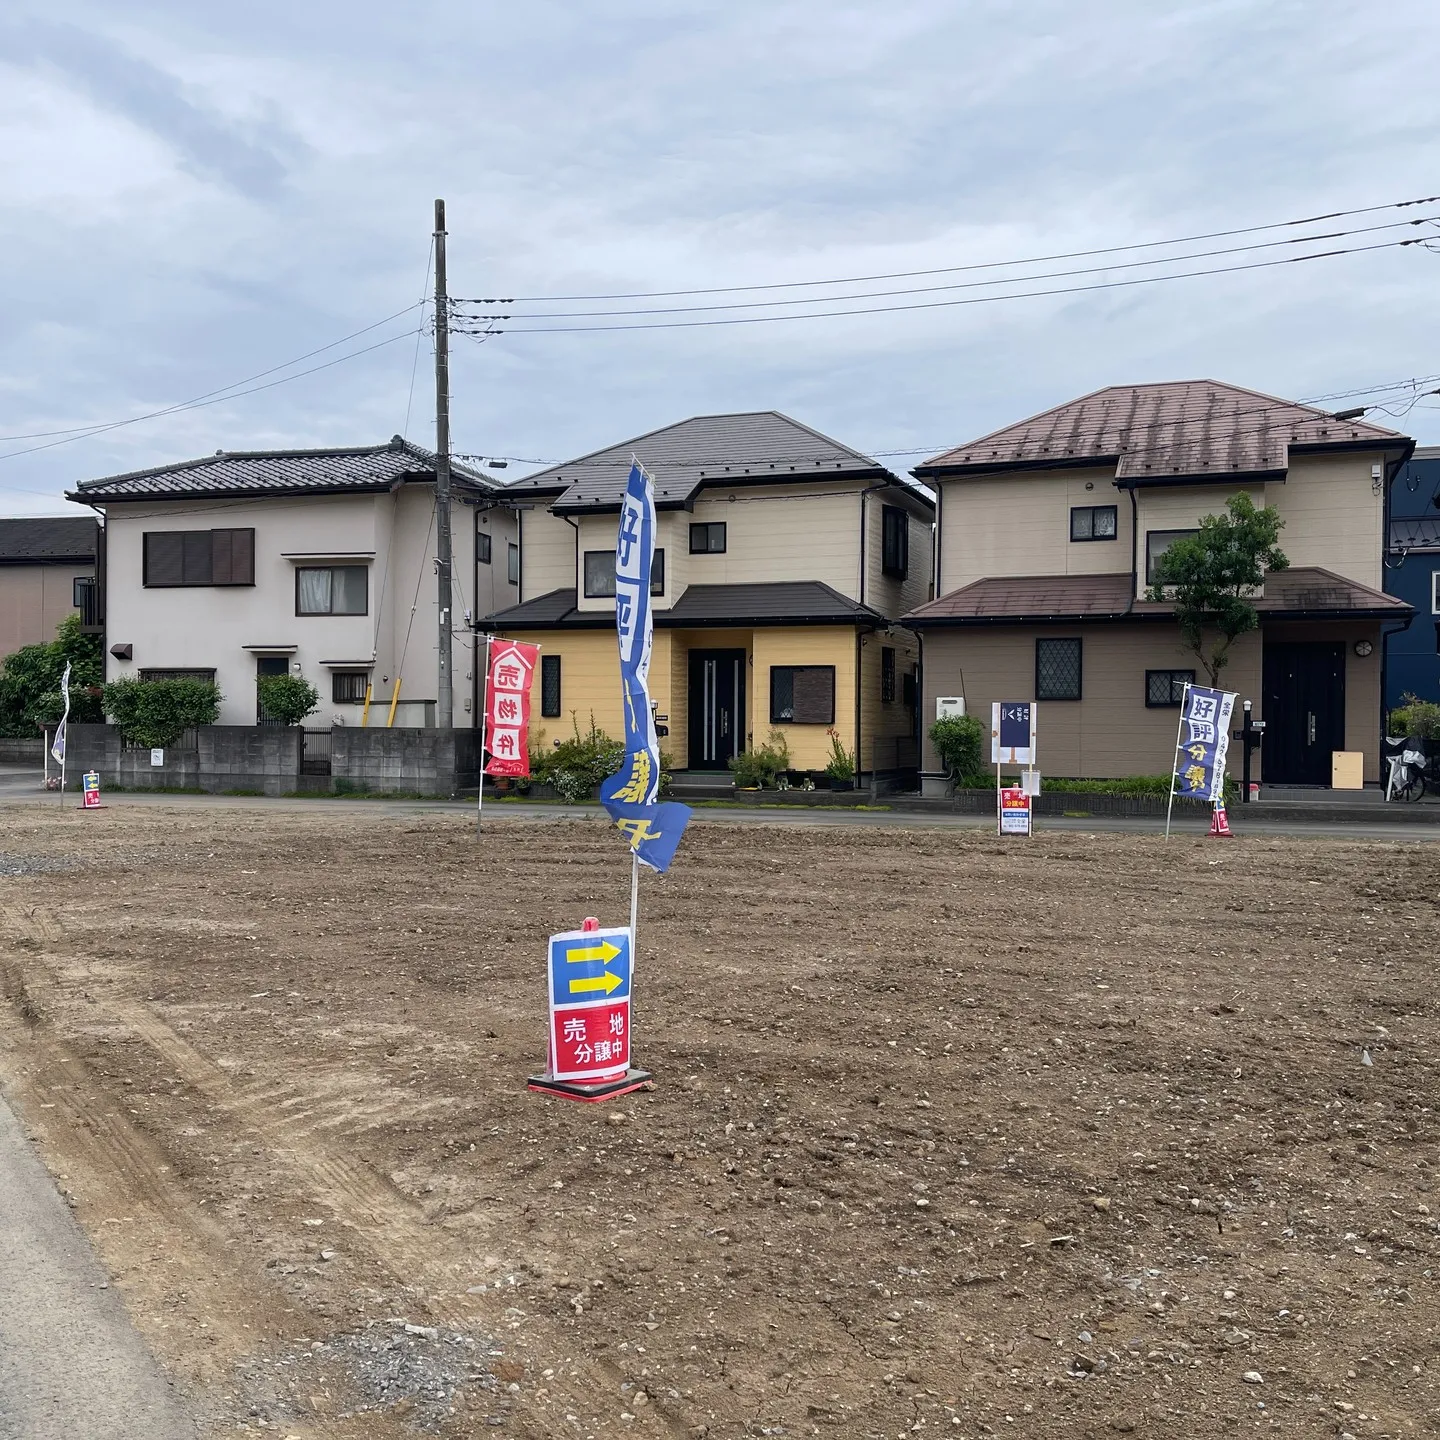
[433,198,454,730]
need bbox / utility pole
[433,198,453,730]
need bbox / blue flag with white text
[599,461,692,872]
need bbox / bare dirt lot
[1,804,1437,1440]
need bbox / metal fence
[301,727,332,776]
[120,728,199,752]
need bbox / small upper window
[1146,529,1201,584]
[507,542,520,586]
[1145,669,1195,707]
[296,565,367,615]
[690,522,726,554]
[477,531,492,564]
[583,549,665,598]
[880,646,896,704]
[1070,505,1117,541]
[1432,568,1440,614]
[882,506,909,579]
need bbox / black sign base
[527,1068,652,1103]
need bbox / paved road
[0,1097,195,1440]
[0,768,1435,841]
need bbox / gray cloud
[1,15,300,198]
[2,0,1440,516]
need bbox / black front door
[256,655,289,724]
[688,649,746,770]
[1262,642,1345,784]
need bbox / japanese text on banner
[1172,684,1237,801]
[485,639,538,776]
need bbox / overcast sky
[3,0,1440,516]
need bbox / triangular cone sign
[1208,802,1233,838]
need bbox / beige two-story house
[0,516,99,658]
[486,412,934,783]
[906,381,1414,793]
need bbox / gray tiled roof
[503,411,905,511]
[484,581,883,630]
[915,380,1410,482]
[0,515,98,564]
[905,566,1411,625]
[1391,517,1440,551]
[68,437,497,502]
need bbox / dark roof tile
[68,437,497,503]
[0,515,98,563]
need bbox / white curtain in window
[298,568,332,613]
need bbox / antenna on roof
[1330,406,1368,421]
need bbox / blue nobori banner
[1172,683,1237,802]
[598,461,692,873]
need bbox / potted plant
[824,728,856,791]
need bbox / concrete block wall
[331,728,480,796]
[0,738,44,764]
[200,727,300,797]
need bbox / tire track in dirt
[0,929,335,1436]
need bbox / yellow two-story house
[485,411,934,785]
[906,381,1415,793]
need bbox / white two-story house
[906,381,1415,792]
[68,438,517,728]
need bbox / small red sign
[551,1000,630,1081]
[484,638,539,776]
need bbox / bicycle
[1384,737,1429,801]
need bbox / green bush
[0,615,104,737]
[103,677,221,748]
[532,713,625,802]
[823,727,855,782]
[256,673,320,726]
[929,713,986,787]
[729,730,791,789]
[1388,694,1440,741]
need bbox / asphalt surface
[0,766,1436,840]
[0,1097,196,1440]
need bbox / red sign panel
[551,1000,631,1081]
[484,638,539,776]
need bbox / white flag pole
[1165,683,1189,840]
[475,634,492,834]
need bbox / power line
[452,193,1440,303]
[0,303,425,447]
[453,217,1439,322]
[452,237,1424,336]
[0,329,421,466]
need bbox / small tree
[103,677,222,748]
[929,713,985,787]
[256,674,320,726]
[1147,493,1287,686]
[0,615,104,737]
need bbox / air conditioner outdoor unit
[936,696,966,720]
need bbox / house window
[770,665,836,724]
[296,565,367,615]
[1145,669,1195,707]
[882,506,909,579]
[540,654,562,717]
[881,646,896,703]
[1070,505,1117,541]
[583,549,665,598]
[143,528,255,587]
[690,522,726,554]
[332,670,371,703]
[1036,638,1082,701]
[1432,569,1440,614]
[1146,529,1200,585]
[477,531,492,564]
[507,542,520,586]
[72,576,89,607]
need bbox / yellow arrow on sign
[564,939,623,965]
[569,969,624,997]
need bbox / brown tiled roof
[905,566,1411,626]
[914,381,1410,482]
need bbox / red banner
[484,638,539,776]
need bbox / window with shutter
[882,506,909,579]
[142,528,253,586]
[143,532,185,586]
